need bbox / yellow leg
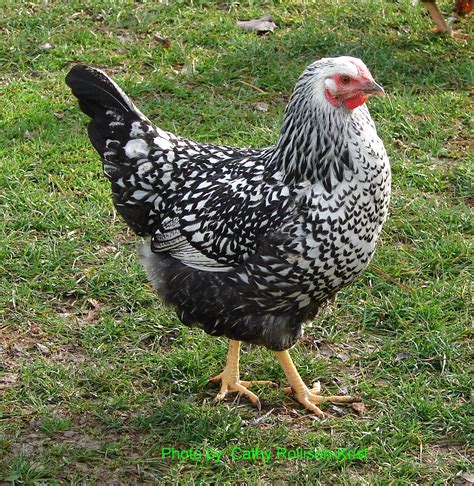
[275,350,357,417]
[423,1,451,33]
[423,3,469,41]
[210,340,276,410]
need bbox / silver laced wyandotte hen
[66,56,390,417]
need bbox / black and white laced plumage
[66,56,391,415]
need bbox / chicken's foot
[275,350,357,417]
[422,1,470,40]
[211,340,276,410]
[423,1,451,33]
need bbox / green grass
[0,0,472,483]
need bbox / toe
[291,385,358,413]
[451,31,468,41]
[209,372,224,383]
[307,393,358,404]
[300,399,325,417]
[240,380,278,388]
[323,394,358,404]
[232,383,262,410]
[213,389,228,402]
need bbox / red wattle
[343,94,368,110]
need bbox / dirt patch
[464,197,474,209]
[52,297,106,327]
[0,373,18,393]
[0,323,47,370]
[0,322,88,397]
[423,443,473,464]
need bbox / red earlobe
[325,89,340,107]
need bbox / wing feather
[150,166,295,271]
[152,218,233,271]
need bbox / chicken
[66,56,390,416]
[421,0,473,39]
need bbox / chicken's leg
[422,1,451,33]
[421,1,469,40]
[275,350,357,417]
[211,340,275,410]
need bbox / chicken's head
[314,56,385,110]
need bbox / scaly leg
[423,1,451,33]
[211,340,276,410]
[275,350,357,417]
[421,1,469,39]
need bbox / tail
[65,64,149,155]
[65,64,146,118]
[66,65,161,235]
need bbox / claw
[310,381,321,394]
[212,375,263,410]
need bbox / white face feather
[320,56,367,77]
[310,56,372,100]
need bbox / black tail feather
[66,64,158,236]
[66,64,148,156]
[65,64,139,119]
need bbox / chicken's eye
[340,75,351,85]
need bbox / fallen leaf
[337,385,350,395]
[153,33,171,48]
[327,405,346,417]
[254,102,269,112]
[98,243,118,255]
[180,58,196,76]
[459,473,474,485]
[36,343,51,355]
[116,34,133,44]
[336,351,350,362]
[10,343,28,355]
[395,351,410,362]
[237,15,276,35]
[317,342,336,358]
[351,402,366,415]
[84,299,103,323]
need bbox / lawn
[0,0,472,483]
